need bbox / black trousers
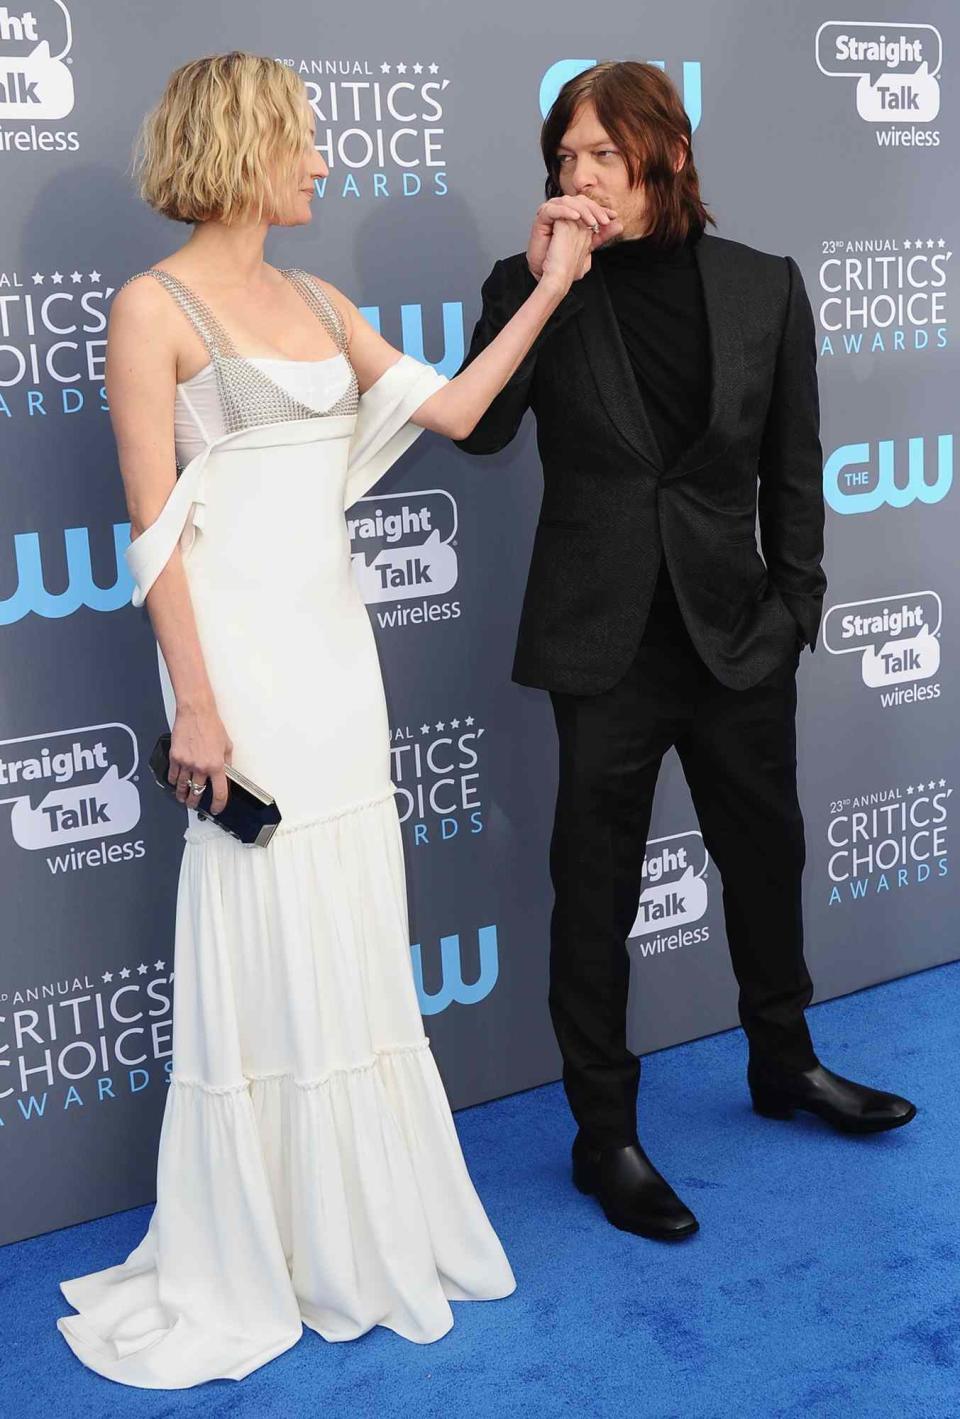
[547,586,817,1148]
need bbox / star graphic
[380,61,390,73]
[939,779,947,788]
[420,723,431,735]
[154,959,165,970]
[907,784,914,794]
[396,62,407,74]
[413,62,423,74]
[926,239,934,249]
[937,238,946,248]
[435,721,445,732]
[914,238,923,249]
[70,270,82,283]
[465,715,475,726]
[51,271,63,284]
[916,784,925,794]
[119,966,131,979]
[89,270,101,282]
[31,272,43,285]
[904,239,913,249]
[928,780,936,790]
[137,963,148,975]
[450,718,460,729]
[428,62,439,74]
[102,971,113,983]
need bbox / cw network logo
[539,58,702,129]
[358,301,463,378]
[0,523,132,623]
[823,433,952,514]
[411,924,499,1015]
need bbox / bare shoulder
[109,268,179,339]
[107,269,184,389]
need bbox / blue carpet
[3,961,958,1419]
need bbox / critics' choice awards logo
[278,56,450,199]
[822,592,942,708]
[539,58,702,129]
[0,267,110,419]
[390,713,483,847]
[0,279,462,415]
[815,21,942,147]
[0,1,78,152]
[816,236,950,358]
[348,490,461,628]
[826,778,951,905]
[0,919,496,1124]
[823,433,952,515]
[0,962,173,1124]
[629,831,711,957]
[0,724,145,872]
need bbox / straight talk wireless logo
[629,831,711,957]
[0,2,80,153]
[821,591,943,707]
[0,724,146,872]
[816,21,942,148]
[347,489,461,629]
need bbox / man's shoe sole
[572,1157,700,1241]
[750,1088,918,1135]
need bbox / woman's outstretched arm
[321,217,600,442]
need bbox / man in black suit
[455,61,916,1241]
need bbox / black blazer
[454,233,827,695]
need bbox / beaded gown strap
[280,268,349,354]
[118,269,359,438]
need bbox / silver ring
[187,778,205,796]
[591,223,600,234]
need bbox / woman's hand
[527,196,622,280]
[539,217,595,297]
[169,700,232,814]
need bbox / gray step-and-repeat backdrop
[1,1,956,1244]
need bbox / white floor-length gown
[55,268,515,1388]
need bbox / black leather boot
[748,1059,917,1134]
[571,1132,699,1240]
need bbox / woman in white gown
[54,53,613,1388]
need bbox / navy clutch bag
[148,733,282,846]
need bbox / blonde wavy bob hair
[135,52,310,224]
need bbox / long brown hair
[540,61,714,248]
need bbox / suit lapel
[666,234,745,480]
[571,233,746,479]
[574,262,665,473]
